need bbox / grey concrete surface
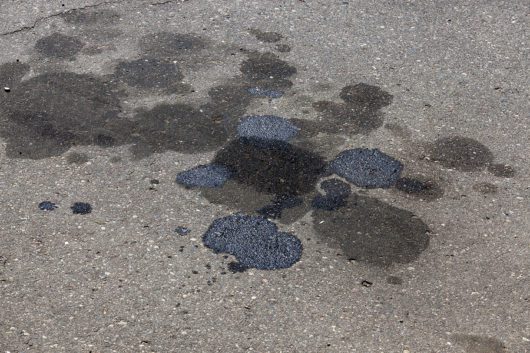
[0,0,528,352]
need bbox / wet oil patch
[240,52,296,87]
[61,9,121,26]
[249,29,283,43]
[34,33,85,60]
[473,182,498,194]
[71,202,92,214]
[227,261,248,273]
[451,334,507,353]
[237,115,300,142]
[428,136,494,172]
[313,193,430,266]
[66,152,90,164]
[202,214,302,270]
[311,83,393,135]
[213,137,327,196]
[0,61,30,90]
[38,201,57,211]
[175,226,191,236]
[139,32,206,59]
[311,178,351,211]
[275,44,291,53]
[114,58,184,91]
[329,148,403,188]
[257,194,303,219]
[487,163,516,178]
[395,177,443,200]
[176,164,231,188]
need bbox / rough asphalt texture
[0,1,529,353]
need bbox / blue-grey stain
[329,148,403,188]
[71,202,92,214]
[202,214,302,270]
[237,115,299,142]
[176,164,231,188]
[38,201,57,211]
[257,194,303,219]
[175,226,191,236]
[246,87,284,99]
[312,179,351,210]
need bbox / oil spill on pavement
[34,33,85,60]
[313,193,430,266]
[114,58,185,91]
[395,177,444,201]
[249,29,283,43]
[202,214,302,270]
[0,61,30,89]
[487,163,516,178]
[139,32,207,59]
[451,334,508,353]
[311,178,351,211]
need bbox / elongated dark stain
[429,136,494,172]
[249,29,283,43]
[313,193,430,266]
[395,177,444,200]
[35,33,84,60]
[451,334,507,353]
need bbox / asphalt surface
[0,1,529,352]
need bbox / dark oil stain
[114,58,184,91]
[228,261,248,273]
[249,29,283,43]
[0,61,30,89]
[451,334,507,353]
[176,164,231,188]
[487,163,516,178]
[66,152,90,164]
[61,9,121,25]
[311,83,393,135]
[139,32,206,58]
[275,44,291,53]
[329,148,403,188]
[428,136,494,172]
[240,52,296,87]
[35,33,85,60]
[313,193,430,266]
[257,194,303,219]
[473,182,498,194]
[395,177,443,200]
[212,137,326,196]
[71,202,92,214]
[200,180,275,214]
[202,214,302,270]
[38,201,57,211]
[386,276,403,285]
[311,178,351,211]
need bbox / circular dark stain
[395,177,444,200]
[35,33,84,59]
[38,201,57,211]
[313,193,430,266]
[339,83,393,110]
[429,136,494,172]
[487,163,516,178]
[114,58,184,89]
[240,52,296,81]
[71,202,92,214]
[202,214,302,270]
[139,32,206,57]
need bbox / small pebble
[174,226,191,236]
[71,202,92,214]
[38,201,57,211]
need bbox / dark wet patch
[395,177,443,200]
[275,44,291,53]
[227,261,248,273]
[487,163,516,178]
[200,180,275,214]
[66,152,90,164]
[139,32,206,58]
[257,194,303,219]
[71,202,92,214]
[176,164,231,188]
[174,226,191,236]
[0,61,30,90]
[312,178,351,211]
[451,334,507,353]
[313,193,430,266]
[0,72,122,159]
[428,136,494,172]
[237,115,299,142]
[202,214,302,270]
[213,137,326,196]
[311,83,393,135]
[61,9,121,25]
[35,33,84,59]
[114,58,184,90]
[473,182,498,194]
[240,52,296,85]
[386,276,403,285]
[38,201,57,211]
[249,29,283,43]
[329,148,403,188]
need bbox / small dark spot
[487,163,515,178]
[339,83,393,110]
[66,152,89,164]
[429,136,494,172]
[191,270,199,274]
[71,202,92,214]
[395,177,443,200]
[386,276,403,285]
[249,29,283,43]
[174,226,191,236]
[38,201,57,211]
[361,280,373,287]
[275,44,291,53]
[35,33,84,59]
[228,261,248,273]
[150,179,159,185]
[473,182,498,194]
